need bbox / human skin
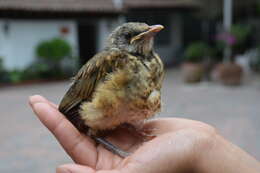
[29,95,260,173]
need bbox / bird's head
[106,22,164,56]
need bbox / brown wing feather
[58,48,127,131]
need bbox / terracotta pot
[181,63,204,83]
[212,63,243,86]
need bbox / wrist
[195,134,260,173]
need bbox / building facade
[0,0,201,70]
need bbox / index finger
[29,95,98,167]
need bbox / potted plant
[35,37,72,79]
[182,41,212,83]
[213,24,251,86]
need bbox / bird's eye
[125,33,132,40]
[133,32,141,36]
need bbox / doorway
[77,23,97,65]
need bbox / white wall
[97,17,123,51]
[0,19,78,70]
[0,21,11,67]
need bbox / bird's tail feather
[59,104,89,133]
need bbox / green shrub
[22,62,51,80]
[0,57,7,73]
[185,42,213,63]
[230,24,251,47]
[34,38,73,80]
[0,57,4,72]
[22,61,67,80]
[8,70,24,83]
[0,57,10,83]
[257,2,260,15]
[36,38,72,62]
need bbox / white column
[223,0,233,62]
[112,0,126,24]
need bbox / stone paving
[0,69,259,172]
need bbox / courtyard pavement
[0,69,259,172]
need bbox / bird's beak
[130,24,164,44]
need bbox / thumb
[56,164,95,173]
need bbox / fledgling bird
[59,22,164,157]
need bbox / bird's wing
[58,48,127,117]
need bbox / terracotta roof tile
[0,0,201,13]
[0,0,118,13]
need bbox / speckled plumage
[58,23,164,156]
[79,49,163,131]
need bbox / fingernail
[28,96,35,106]
[28,95,45,106]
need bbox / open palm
[29,95,216,173]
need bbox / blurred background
[0,0,259,172]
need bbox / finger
[29,95,58,109]
[57,164,95,173]
[29,97,98,167]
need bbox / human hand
[29,95,260,173]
